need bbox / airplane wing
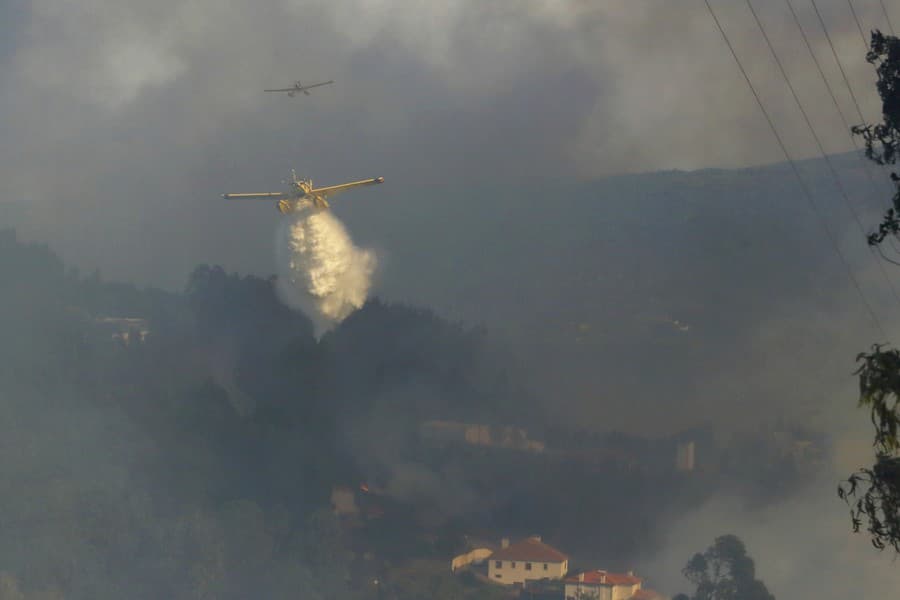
[265,81,332,93]
[312,177,383,199]
[221,192,286,199]
[301,81,334,90]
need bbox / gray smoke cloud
[624,211,900,597]
[1,0,896,288]
[637,427,900,599]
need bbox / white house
[564,570,664,600]
[487,536,568,585]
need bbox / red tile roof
[490,538,568,563]
[564,570,642,586]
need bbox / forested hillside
[0,228,527,599]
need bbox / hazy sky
[1,0,895,288]
[3,0,899,436]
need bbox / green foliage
[854,32,900,167]
[839,456,900,552]
[679,535,774,600]
[853,346,900,453]
[851,31,900,246]
[842,29,900,555]
[838,346,900,551]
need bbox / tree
[678,535,774,600]
[853,31,900,246]
[838,346,900,551]
[840,30,900,553]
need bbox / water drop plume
[275,209,376,337]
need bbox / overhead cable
[703,0,890,340]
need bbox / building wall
[450,548,494,572]
[94,317,151,346]
[564,583,611,600]
[488,559,567,585]
[675,441,695,471]
[612,583,640,600]
[465,424,491,446]
[564,582,640,600]
[421,420,545,453]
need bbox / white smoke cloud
[275,208,376,336]
[636,469,900,600]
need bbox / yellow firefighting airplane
[264,80,333,97]
[222,170,384,214]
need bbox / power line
[810,0,870,127]
[846,0,870,50]
[784,0,895,199]
[752,0,900,309]
[877,244,900,267]
[809,0,897,196]
[702,0,889,340]
[878,0,896,36]
[888,235,900,257]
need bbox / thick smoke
[275,208,376,336]
[635,446,900,599]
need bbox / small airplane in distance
[264,80,333,97]
[222,170,383,214]
[648,315,691,333]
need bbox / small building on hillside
[488,536,568,585]
[564,570,664,600]
[675,440,695,472]
[420,421,545,453]
[331,486,359,517]
[94,317,150,345]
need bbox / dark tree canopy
[680,535,774,600]
[839,346,900,552]
[853,31,900,246]
[841,30,900,554]
[0,229,535,599]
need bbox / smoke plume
[275,209,376,336]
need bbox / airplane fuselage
[277,189,330,215]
